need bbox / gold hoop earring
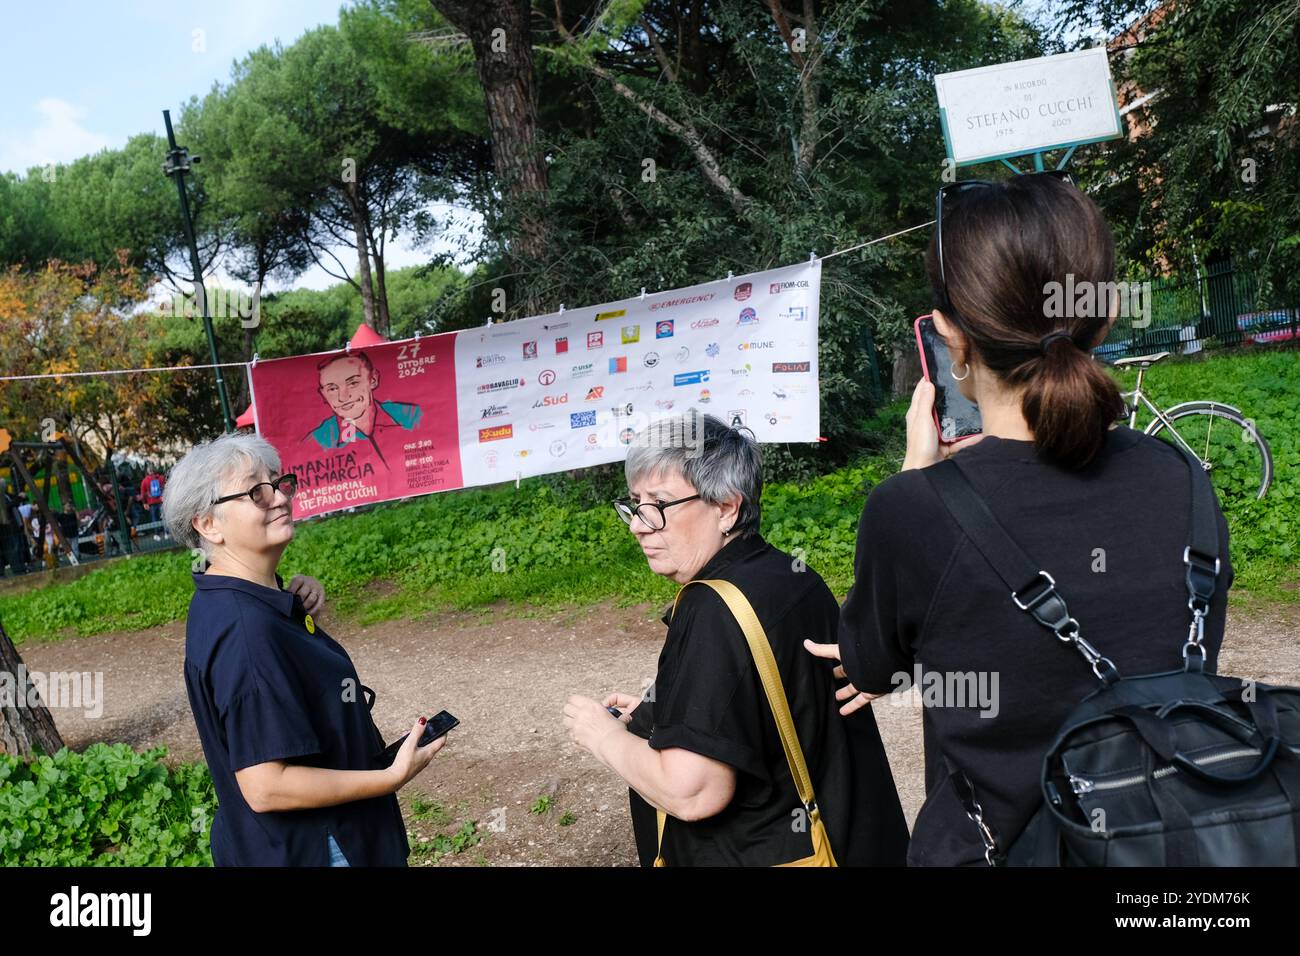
[950,361,970,382]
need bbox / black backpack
[922,444,1300,866]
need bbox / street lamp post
[161,108,234,432]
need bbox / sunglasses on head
[935,169,1076,307]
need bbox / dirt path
[18,598,1300,866]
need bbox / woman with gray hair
[166,432,444,866]
[563,412,908,866]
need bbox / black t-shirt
[183,571,410,866]
[838,426,1233,866]
[626,532,909,866]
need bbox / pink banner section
[250,335,464,519]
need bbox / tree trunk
[372,249,391,338]
[54,454,75,513]
[766,0,821,183]
[347,182,378,328]
[430,0,550,311]
[892,344,923,399]
[0,616,64,759]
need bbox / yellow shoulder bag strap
[653,578,838,867]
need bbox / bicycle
[1108,350,1272,501]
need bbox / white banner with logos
[455,259,821,486]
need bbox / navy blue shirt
[183,570,410,866]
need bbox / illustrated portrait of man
[306,352,422,466]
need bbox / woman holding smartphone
[808,172,1232,865]
[165,432,445,866]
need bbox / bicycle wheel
[1144,401,1273,501]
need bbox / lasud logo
[655,320,674,338]
[587,330,604,349]
[570,411,597,429]
[479,424,513,442]
[738,307,759,325]
[773,361,811,373]
[733,282,752,301]
[533,393,568,408]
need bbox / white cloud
[0,98,111,175]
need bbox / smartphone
[376,710,459,765]
[914,315,982,444]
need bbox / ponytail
[924,174,1127,469]
[1020,340,1126,468]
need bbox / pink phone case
[914,314,980,445]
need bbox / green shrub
[0,743,216,866]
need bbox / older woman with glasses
[165,432,446,867]
[563,412,908,866]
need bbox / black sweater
[838,425,1232,866]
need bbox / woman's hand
[601,692,641,723]
[564,694,626,761]
[902,378,984,471]
[286,574,325,615]
[803,639,886,717]
[386,716,447,790]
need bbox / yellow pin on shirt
[304,613,316,634]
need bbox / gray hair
[624,411,763,537]
[162,432,282,553]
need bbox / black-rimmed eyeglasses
[612,494,700,531]
[936,169,1076,307]
[212,473,298,507]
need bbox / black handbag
[922,442,1300,866]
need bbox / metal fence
[1098,258,1300,359]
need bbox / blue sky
[0,0,473,289]
[0,1,345,175]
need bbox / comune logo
[50,886,151,936]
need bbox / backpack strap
[1179,444,1221,671]
[921,438,1221,682]
[922,458,1121,686]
